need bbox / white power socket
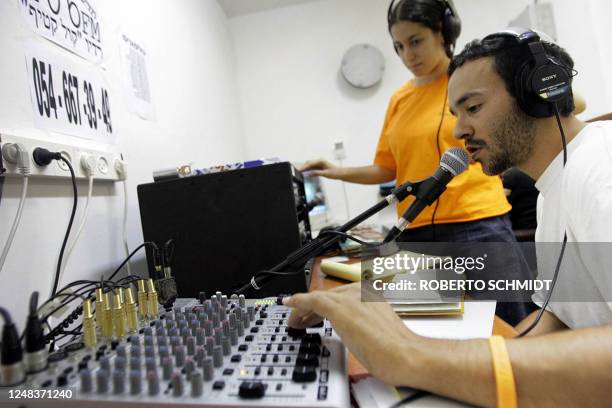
[333,141,347,161]
[0,133,124,181]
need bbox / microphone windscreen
[440,147,469,176]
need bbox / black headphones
[387,0,461,55]
[482,28,573,118]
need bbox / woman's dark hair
[449,36,575,116]
[387,0,455,58]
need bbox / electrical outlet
[97,156,109,175]
[333,141,346,161]
[0,133,124,181]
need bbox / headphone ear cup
[516,60,556,118]
[443,10,461,46]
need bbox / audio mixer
[6,289,350,407]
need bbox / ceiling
[217,0,321,18]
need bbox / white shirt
[533,121,612,329]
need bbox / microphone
[384,148,469,242]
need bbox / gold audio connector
[112,293,125,339]
[146,278,158,318]
[118,288,128,324]
[125,288,139,333]
[82,299,97,348]
[95,288,106,328]
[101,292,113,339]
[137,279,148,320]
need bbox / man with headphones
[302,0,535,325]
[285,29,612,407]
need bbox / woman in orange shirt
[302,0,534,324]
[303,0,511,243]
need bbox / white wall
[0,0,246,325]
[230,0,612,225]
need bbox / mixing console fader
[16,293,350,407]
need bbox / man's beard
[483,103,536,175]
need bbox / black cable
[0,306,12,324]
[108,242,157,281]
[318,230,382,247]
[516,102,568,337]
[51,157,78,296]
[516,233,567,337]
[29,291,39,316]
[430,83,448,242]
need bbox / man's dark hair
[448,36,575,116]
[388,0,454,58]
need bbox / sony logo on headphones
[542,74,557,82]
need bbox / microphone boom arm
[235,179,421,295]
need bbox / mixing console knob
[288,327,306,338]
[221,295,228,308]
[196,328,205,345]
[212,313,220,328]
[204,320,213,337]
[181,328,191,342]
[238,294,246,308]
[129,369,142,395]
[292,365,317,382]
[143,327,153,336]
[145,357,156,371]
[131,345,142,357]
[115,357,126,371]
[80,368,93,393]
[236,319,244,336]
[171,372,184,397]
[229,313,237,328]
[113,370,126,394]
[99,356,110,371]
[161,357,173,380]
[158,346,170,360]
[129,335,140,346]
[156,327,167,337]
[96,369,110,393]
[144,336,154,346]
[212,346,223,367]
[174,345,186,367]
[184,357,195,380]
[219,307,227,321]
[186,336,196,355]
[222,320,230,337]
[214,328,223,345]
[117,345,127,358]
[202,358,214,381]
[238,381,266,399]
[191,371,204,397]
[230,328,238,346]
[170,336,181,348]
[296,353,319,367]
[222,337,231,356]
[243,314,250,329]
[157,336,168,347]
[205,337,214,355]
[195,347,205,367]
[147,371,160,396]
[247,306,255,321]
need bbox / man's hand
[299,159,344,179]
[284,283,419,385]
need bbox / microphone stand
[235,179,424,296]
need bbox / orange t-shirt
[374,75,511,229]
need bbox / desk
[308,258,518,377]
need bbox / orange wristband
[488,335,517,408]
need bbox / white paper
[19,0,103,63]
[24,41,116,143]
[119,33,155,120]
[402,301,496,339]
